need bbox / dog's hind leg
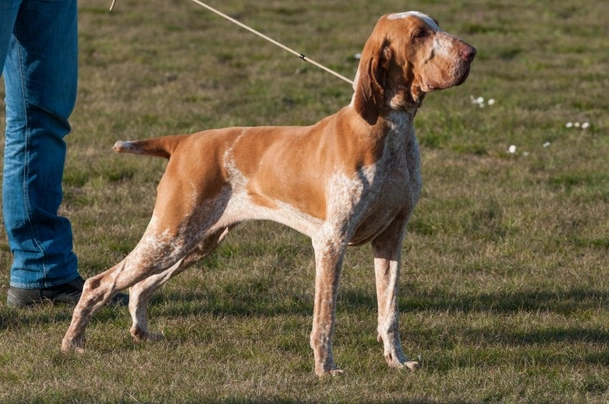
[61,226,201,353]
[129,227,231,342]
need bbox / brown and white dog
[62,11,475,376]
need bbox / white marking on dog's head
[386,11,440,31]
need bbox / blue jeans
[1,0,79,289]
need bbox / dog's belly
[219,187,323,238]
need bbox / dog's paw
[61,336,86,353]
[316,368,345,377]
[384,351,421,372]
[131,327,165,343]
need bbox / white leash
[109,0,354,86]
[189,0,354,85]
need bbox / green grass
[1,0,609,402]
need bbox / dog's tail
[113,135,185,159]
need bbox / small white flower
[476,96,484,104]
[566,122,573,128]
[487,98,495,106]
[508,145,517,154]
[574,122,581,128]
[582,122,590,129]
[543,142,551,148]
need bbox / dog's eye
[413,29,428,40]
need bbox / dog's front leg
[371,214,420,371]
[310,236,347,377]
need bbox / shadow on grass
[0,302,124,331]
[341,287,609,345]
[150,289,313,318]
[145,285,609,356]
[338,286,608,316]
[3,284,606,354]
[150,284,609,320]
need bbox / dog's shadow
[2,283,607,367]
[341,286,609,346]
[152,287,313,318]
[148,284,609,348]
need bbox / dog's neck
[369,109,417,158]
[380,79,423,133]
[385,80,427,116]
[385,110,415,140]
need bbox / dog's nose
[459,45,477,63]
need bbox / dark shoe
[6,276,129,308]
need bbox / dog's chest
[346,127,422,244]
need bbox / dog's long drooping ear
[353,30,391,126]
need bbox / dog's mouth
[455,65,471,86]
[422,63,472,92]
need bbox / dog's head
[353,11,477,125]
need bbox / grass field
[1,0,608,402]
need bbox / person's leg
[3,0,79,291]
[0,0,20,68]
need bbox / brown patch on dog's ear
[353,33,391,126]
